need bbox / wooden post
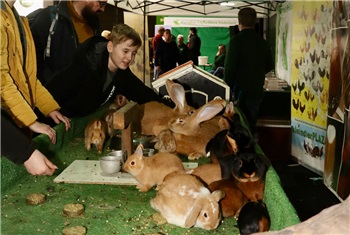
[113,102,140,158]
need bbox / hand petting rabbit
[150,173,225,230]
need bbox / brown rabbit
[150,173,225,230]
[152,129,177,153]
[139,79,195,136]
[208,179,248,218]
[187,163,221,185]
[84,118,108,154]
[103,109,116,137]
[122,144,185,192]
[164,99,229,160]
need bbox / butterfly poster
[290,1,332,174]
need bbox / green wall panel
[171,27,230,68]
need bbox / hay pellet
[63,203,85,217]
[26,193,46,205]
[62,225,86,235]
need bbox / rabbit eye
[188,110,195,115]
[131,161,135,166]
[203,212,208,218]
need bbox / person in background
[44,24,172,118]
[28,0,109,84]
[1,113,58,176]
[177,34,190,65]
[209,44,226,78]
[1,0,71,149]
[154,29,179,77]
[151,26,165,80]
[187,27,201,65]
[224,7,274,134]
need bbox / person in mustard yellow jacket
[1,1,71,174]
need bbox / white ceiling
[114,0,280,18]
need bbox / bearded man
[28,0,111,84]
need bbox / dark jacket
[45,36,167,117]
[155,40,179,74]
[28,2,100,84]
[178,43,190,65]
[212,53,226,70]
[224,28,274,100]
[188,34,201,65]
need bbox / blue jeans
[209,67,224,78]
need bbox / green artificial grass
[1,106,300,234]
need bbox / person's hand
[29,121,57,144]
[156,66,160,71]
[24,150,58,176]
[115,94,127,109]
[48,110,71,131]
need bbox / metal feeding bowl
[142,148,155,156]
[132,132,155,149]
[100,155,122,174]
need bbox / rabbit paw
[136,184,152,192]
[188,152,205,160]
[85,143,91,151]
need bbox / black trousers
[1,112,36,164]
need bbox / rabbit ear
[135,144,144,157]
[165,79,175,92]
[184,197,205,228]
[224,102,235,118]
[168,82,189,113]
[211,190,225,202]
[227,136,238,153]
[191,99,226,125]
[94,120,101,128]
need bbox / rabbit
[152,129,177,153]
[150,173,225,230]
[103,109,116,137]
[139,79,195,136]
[187,163,221,185]
[162,98,229,160]
[206,129,238,177]
[231,140,271,201]
[122,144,185,192]
[208,179,248,218]
[237,201,270,235]
[84,118,108,154]
[206,112,251,179]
